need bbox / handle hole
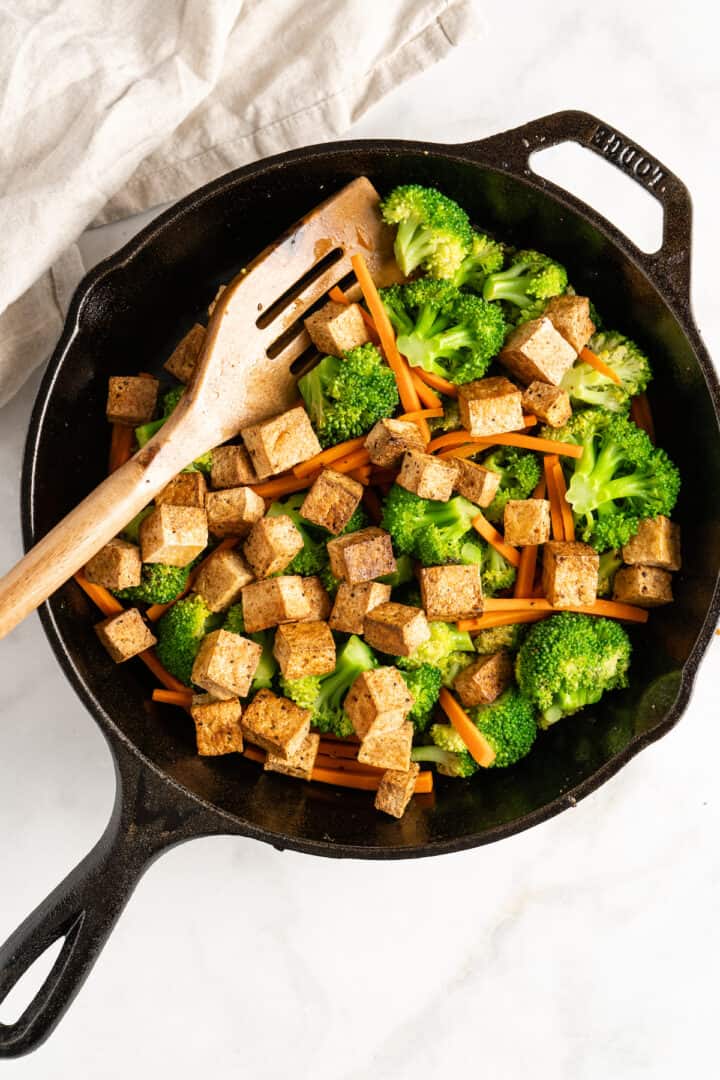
[529,142,664,255]
[0,937,65,1024]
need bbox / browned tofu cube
[94,608,156,663]
[521,381,572,428]
[241,576,311,632]
[329,581,391,635]
[155,472,207,508]
[241,689,311,758]
[299,469,363,535]
[504,499,551,546]
[242,405,321,479]
[193,548,254,612]
[243,515,304,578]
[190,695,243,756]
[210,444,257,489]
[304,300,370,355]
[500,317,578,386]
[299,577,332,622]
[84,538,141,591]
[106,375,159,426]
[621,516,681,571]
[344,667,414,739]
[452,458,501,507]
[273,621,336,680]
[358,721,413,771]
[375,763,420,818]
[542,541,599,608]
[164,324,205,383]
[265,732,320,780]
[191,629,262,699]
[543,295,595,353]
[206,486,265,539]
[363,602,430,657]
[418,564,484,622]
[326,527,396,584]
[613,565,673,607]
[364,418,425,468]
[397,450,458,502]
[453,652,513,707]
[139,505,208,567]
[457,376,524,436]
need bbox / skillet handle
[463,110,693,311]
[0,747,220,1058]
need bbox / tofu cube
[210,444,257,489]
[453,652,513,707]
[543,295,596,353]
[299,577,332,622]
[418,564,484,622]
[300,469,363,535]
[452,458,501,507]
[155,472,207,508]
[457,376,524,436]
[243,515,304,578]
[304,300,370,355]
[95,608,157,663]
[241,689,311,758]
[242,406,321,480]
[326,527,396,584]
[364,418,425,468]
[193,548,254,612]
[504,499,551,546]
[106,375,158,426]
[344,667,414,739]
[241,576,311,632]
[190,695,243,756]
[164,324,205,383]
[613,565,673,607]
[500,317,578,386]
[139,505,208,567]
[329,581,391,635]
[206,486,265,539]
[521,381,572,428]
[621,516,681,571]
[265,732,320,780]
[84,538,141,591]
[358,721,413,772]
[542,541,599,608]
[191,628,262,700]
[375,763,420,818]
[397,450,458,502]
[273,621,336,680]
[363,602,430,657]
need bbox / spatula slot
[256,247,344,329]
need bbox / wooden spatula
[0,177,399,639]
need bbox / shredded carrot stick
[318,740,361,759]
[409,370,443,408]
[139,650,190,692]
[471,513,521,567]
[553,461,575,541]
[243,746,266,764]
[522,414,538,427]
[397,408,444,422]
[544,454,565,541]
[152,688,193,708]
[347,466,371,485]
[251,473,316,498]
[514,476,546,598]
[459,597,649,631]
[362,486,383,524]
[330,448,372,473]
[630,393,656,444]
[437,445,483,461]
[328,285,348,305]
[413,368,458,397]
[311,765,433,793]
[427,430,583,458]
[294,436,367,477]
[146,538,238,622]
[438,689,496,767]
[108,424,134,474]
[74,572,124,616]
[580,346,622,385]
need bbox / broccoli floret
[298,343,399,448]
[589,332,653,396]
[597,549,623,598]
[472,623,527,654]
[378,553,415,588]
[155,594,215,686]
[398,621,475,686]
[428,397,461,435]
[412,723,478,777]
[281,634,377,737]
[483,249,568,310]
[399,664,442,732]
[481,447,543,526]
[381,484,482,565]
[516,612,632,728]
[544,409,680,551]
[380,279,505,384]
[222,603,246,635]
[561,330,653,414]
[470,688,537,767]
[114,561,193,604]
[266,493,329,576]
[135,385,212,474]
[380,184,473,279]
[481,542,517,596]
[340,504,369,535]
[121,506,154,544]
[452,230,505,293]
[318,565,341,598]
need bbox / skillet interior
[25,143,720,855]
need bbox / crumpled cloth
[0,0,482,407]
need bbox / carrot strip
[462,610,550,631]
[362,486,383,524]
[152,688,193,708]
[580,346,622,385]
[310,766,433,793]
[413,368,458,398]
[398,408,444,422]
[108,424,134,474]
[146,538,238,622]
[243,746,266,764]
[437,445,484,461]
[459,597,649,630]
[544,455,565,541]
[294,436,367,477]
[522,415,538,427]
[74,573,124,616]
[427,430,583,458]
[139,650,189,692]
[318,741,361,759]
[328,285,348,305]
[631,393,656,444]
[410,370,443,408]
[330,448,372,473]
[347,466,371,485]
[553,461,575,541]
[513,477,546,598]
[251,474,316,498]
[438,689,495,767]
[471,513,521,567]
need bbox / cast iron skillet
[1,111,719,1057]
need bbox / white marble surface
[2,3,720,1076]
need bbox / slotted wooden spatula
[0,177,399,639]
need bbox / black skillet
[1,110,718,1057]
